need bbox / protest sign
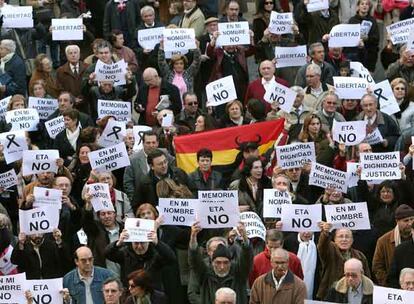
[0,169,18,190]
[28,97,58,120]
[19,206,60,235]
[274,45,307,68]
[165,49,189,59]
[86,183,114,212]
[360,20,373,38]
[95,59,128,86]
[364,128,384,145]
[0,96,11,117]
[333,76,369,99]
[275,142,316,169]
[124,218,155,242]
[52,18,83,40]
[163,28,196,52]
[45,116,65,139]
[332,120,367,145]
[2,6,33,28]
[0,245,17,275]
[0,273,26,303]
[263,189,292,218]
[217,21,250,46]
[6,108,39,132]
[27,278,63,304]
[309,162,348,193]
[347,162,360,188]
[33,187,63,209]
[22,149,59,176]
[97,99,131,122]
[197,191,239,228]
[386,17,414,44]
[161,113,174,127]
[373,286,414,304]
[350,61,375,84]
[206,76,237,107]
[281,204,322,232]
[240,212,266,241]
[132,125,152,151]
[137,26,165,50]
[329,24,361,47]
[0,130,28,164]
[97,119,126,148]
[305,301,339,304]
[268,11,293,34]
[360,152,401,180]
[88,142,130,172]
[77,229,88,245]
[372,80,400,116]
[263,81,297,112]
[306,0,329,12]
[324,202,371,230]
[407,28,414,52]
[158,198,198,226]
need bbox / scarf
[394,224,402,247]
[0,52,14,73]
[172,72,187,104]
[133,294,151,304]
[297,234,317,299]
[66,125,80,151]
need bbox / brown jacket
[56,62,88,99]
[250,270,307,304]
[372,228,397,286]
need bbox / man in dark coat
[0,39,26,95]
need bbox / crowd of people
[1,0,414,303]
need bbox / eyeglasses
[265,1,274,4]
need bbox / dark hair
[58,91,76,104]
[266,229,284,243]
[127,269,154,293]
[102,277,123,291]
[196,113,216,131]
[80,127,100,144]
[197,148,213,161]
[147,149,166,166]
[241,156,264,177]
[142,130,158,143]
[110,29,123,44]
[256,0,276,14]
[96,116,116,131]
[247,99,266,121]
[376,180,399,203]
[225,0,240,10]
[62,108,79,121]
[183,91,197,103]
[96,40,113,53]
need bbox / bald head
[143,68,160,87]
[345,258,363,273]
[76,246,93,260]
[271,248,289,261]
[259,60,275,80]
[344,258,363,288]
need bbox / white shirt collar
[262,76,275,86]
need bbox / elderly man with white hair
[0,39,27,95]
[302,63,332,112]
[400,268,414,291]
[215,288,236,304]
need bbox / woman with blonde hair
[391,77,414,131]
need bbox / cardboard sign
[306,0,329,12]
[276,142,316,169]
[33,187,63,209]
[274,45,307,68]
[386,17,414,44]
[52,18,83,40]
[95,59,128,86]
[324,202,371,230]
[124,218,155,242]
[360,152,401,180]
[97,119,126,148]
[6,108,39,132]
[347,162,360,188]
[333,76,369,99]
[373,286,414,304]
[137,26,165,50]
[27,278,63,304]
[28,97,58,120]
[2,6,33,28]
[86,183,114,212]
[0,96,11,117]
[350,61,375,84]
[281,204,322,232]
[22,149,59,176]
[97,99,131,122]
[45,116,65,139]
[240,212,266,241]
[364,128,384,145]
[309,162,348,193]
[88,142,130,173]
[0,273,27,303]
[206,76,237,107]
[332,120,367,146]
[216,21,250,46]
[268,11,293,35]
[19,206,60,235]
[163,28,196,52]
[132,125,152,151]
[329,24,361,47]
[373,80,400,116]
[158,198,198,226]
[263,81,297,112]
[0,169,18,190]
[263,189,292,218]
[0,130,28,164]
[197,191,239,228]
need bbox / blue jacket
[63,266,114,304]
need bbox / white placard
[263,81,297,112]
[137,26,165,50]
[216,22,250,46]
[161,113,173,127]
[306,0,329,12]
[33,187,63,209]
[333,76,369,99]
[19,206,60,235]
[6,108,39,132]
[132,125,152,151]
[276,142,316,169]
[350,61,375,84]
[0,169,18,190]
[240,212,266,241]
[373,80,401,116]
[268,11,293,35]
[2,6,33,28]
[360,152,401,180]
[373,286,414,304]
[360,20,373,38]
[407,28,414,52]
[263,189,292,218]
[0,130,28,164]
[158,198,197,226]
[347,162,360,188]
[206,76,237,107]
[124,218,155,242]
[97,119,126,148]
[22,149,59,176]
[305,300,339,304]
[45,116,65,139]
[95,59,128,86]
[0,245,17,275]
[86,183,114,212]
[77,229,88,245]
[386,18,414,44]
[27,278,63,304]
[97,99,131,122]
[364,128,384,145]
[165,49,189,59]
[329,24,361,47]
[309,162,348,193]
[28,97,58,120]
[0,96,11,117]
[88,142,130,173]
[0,273,27,303]
[332,120,367,146]
[163,28,196,52]
[324,202,371,230]
[197,191,239,228]
[281,204,322,232]
[52,18,83,41]
[274,45,307,68]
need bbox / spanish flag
[174,119,285,173]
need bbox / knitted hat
[212,244,231,261]
[395,204,414,221]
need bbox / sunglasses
[265,1,274,4]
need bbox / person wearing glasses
[315,93,346,131]
[125,269,167,304]
[175,92,203,131]
[399,268,414,291]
